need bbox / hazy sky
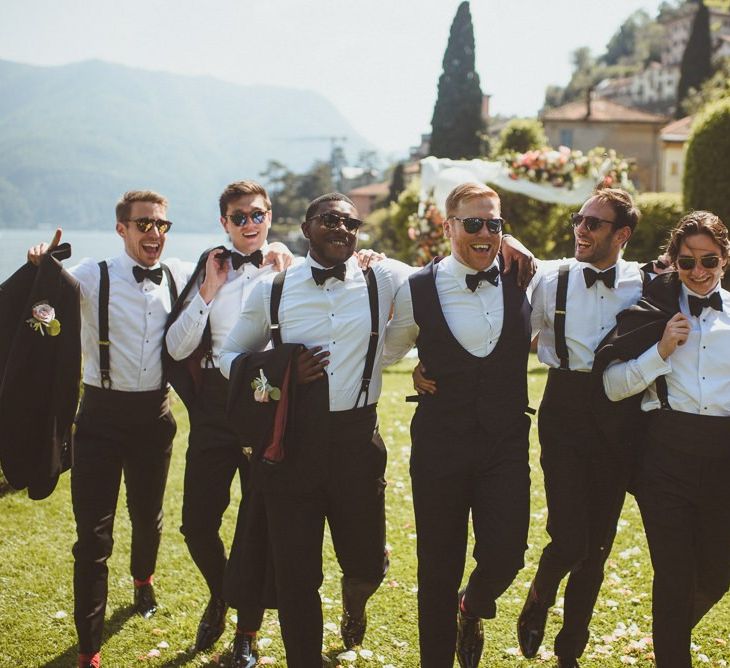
[1,0,666,158]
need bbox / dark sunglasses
[129,217,173,233]
[449,216,504,234]
[309,211,364,231]
[570,213,616,232]
[226,210,269,226]
[676,255,721,270]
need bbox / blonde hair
[445,183,500,218]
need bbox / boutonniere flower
[251,368,281,403]
[26,301,61,336]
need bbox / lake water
[0,228,228,280]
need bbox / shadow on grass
[528,366,548,375]
[41,604,136,667]
[0,481,18,498]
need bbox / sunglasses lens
[462,218,484,234]
[251,211,267,225]
[344,218,362,231]
[486,218,503,233]
[230,213,245,226]
[677,258,695,270]
[158,221,171,233]
[703,256,720,269]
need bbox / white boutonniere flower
[251,368,281,403]
[26,301,61,336]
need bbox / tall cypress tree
[430,1,484,159]
[676,0,713,118]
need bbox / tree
[682,57,730,115]
[388,162,406,203]
[676,0,713,117]
[495,119,548,155]
[430,1,484,159]
[683,98,730,225]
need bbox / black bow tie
[465,266,500,292]
[583,266,616,289]
[312,264,346,286]
[688,291,723,317]
[228,249,263,270]
[132,266,163,284]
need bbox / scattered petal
[337,650,357,662]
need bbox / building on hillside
[661,4,730,67]
[659,115,693,193]
[541,95,668,191]
[596,4,730,115]
[348,181,390,218]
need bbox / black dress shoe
[134,583,157,619]
[341,577,369,648]
[194,596,228,651]
[517,583,548,659]
[456,590,484,668]
[230,633,258,668]
[557,657,579,668]
[341,608,367,649]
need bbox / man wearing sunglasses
[383,182,538,668]
[215,192,422,667]
[27,190,194,668]
[165,180,293,667]
[517,188,645,668]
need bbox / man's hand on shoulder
[501,234,537,290]
[27,228,62,266]
[356,248,387,270]
[263,242,294,272]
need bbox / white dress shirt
[603,284,730,416]
[219,254,415,412]
[69,252,193,391]
[165,245,289,367]
[530,258,644,372]
[383,255,504,365]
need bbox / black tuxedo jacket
[163,246,224,409]
[591,272,681,452]
[0,244,81,499]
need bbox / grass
[1,357,729,667]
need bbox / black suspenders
[268,267,379,409]
[97,261,178,390]
[98,261,112,389]
[554,263,571,371]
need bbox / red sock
[133,575,153,587]
[460,593,472,616]
[236,628,257,637]
[78,652,100,668]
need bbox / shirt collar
[441,254,499,286]
[305,252,358,279]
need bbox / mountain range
[0,59,374,230]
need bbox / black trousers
[263,405,388,668]
[71,385,175,655]
[411,416,531,668]
[533,369,629,659]
[180,369,264,631]
[636,411,730,668]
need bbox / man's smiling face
[221,193,271,256]
[443,195,501,271]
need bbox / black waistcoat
[409,256,531,469]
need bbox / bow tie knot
[133,266,163,284]
[312,264,346,286]
[465,266,500,292]
[227,249,263,270]
[583,266,616,289]
[688,291,723,317]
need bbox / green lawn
[1,357,729,667]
